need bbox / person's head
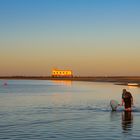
[123,89,127,93]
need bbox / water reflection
[122,111,133,132]
[110,111,120,121]
[52,80,72,86]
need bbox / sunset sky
[0,0,140,76]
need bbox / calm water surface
[0,80,140,140]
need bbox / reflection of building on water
[52,69,73,78]
[122,111,133,132]
[52,80,72,86]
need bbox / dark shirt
[122,92,132,108]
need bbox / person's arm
[122,98,124,106]
[121,93,124,106]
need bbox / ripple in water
[0,80,140,140]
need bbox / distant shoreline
[0,76,140,87]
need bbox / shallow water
[0,80,140,140]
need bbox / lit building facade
[52,69,73,77]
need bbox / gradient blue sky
[0,0,140,76]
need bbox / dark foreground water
[0,80,140,140]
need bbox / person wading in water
[122,89,133,111]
